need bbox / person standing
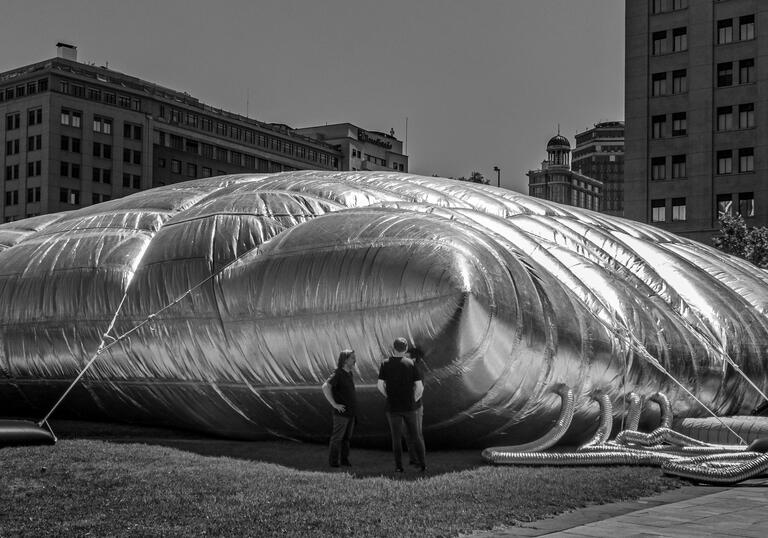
[405,346,425,467]
[321,349,357,468]
[377,337,426,473]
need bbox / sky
[1,0,624,193]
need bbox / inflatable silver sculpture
[1,172,768,464]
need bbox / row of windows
[0,79,49,103]
[58,80,141,112]
[717,192,755,218]
[717,15,755,44]
[60,107,143,140]
[648,103,754,136]
[3,187,116,209]
[161,110,339,167]
[652,13,755,56]
[649,148,754,180]
[5,107,43,131]
[4,161,41,180]
[652,0,687,14]
[717,147,754,174]
[157,130,337,170]
[651,112,687,138]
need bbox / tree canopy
[712,214,768,269]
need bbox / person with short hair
[377,337,426,473]
[322,349,357,468]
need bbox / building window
[672,198,687,221]
[652,31,668,55]
[121,173,141,189]
[718,19,733,44]
[60,135,69,151]
[26,161,41,177]
[651,199,666,222]
[717,150,733,174]
[740,59,755,84]
[93,116,113,134]
[26,186,41,203]
[5,190,19,206]
[27,108,42,125]
[738,192,755,217]
[652,115,666,138]
[739,147,754,172]
[671,154,686,178]
[717,106,734,131]
[672,69,687,93]
[740,15,755,41]
[5,139,20,155]
[739,103,755,129]
[27,134,42,152]
[672,27,688,51]
[186,163,197,177]
[171,159,181,174]
[59,188,80,205]
[92,193,111,204]
[717,193,733,217]
[651,156,666,180]
[5,164,19,181]
[202,166,212,177]
[60,108,82,128]
[123,123,142,140]
[6,112,20,130]
[652,72,667,96]
[672,112,687,136]
[717,62,733,87]
[653,0,687,13]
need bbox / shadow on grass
[49,420,485,480]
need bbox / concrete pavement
[468,477,768,537]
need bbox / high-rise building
[527,133,603,211]
[625,0,765,243]
[573,121,624,216]
[0,45,407,222]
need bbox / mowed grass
[0,421,682,537]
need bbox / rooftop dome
[547,133,571,149]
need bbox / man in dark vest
[377,337,426,472]
[321,349,357,468]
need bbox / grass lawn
[0,421,683,537]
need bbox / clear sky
[1,0,624,193]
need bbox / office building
[527,132,603,211]
[573,121,624,216]
[625,0,766,243]
[294,123,408,173]
[0,44,407,222]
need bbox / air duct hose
[662,452,768,484]
[624,392,642,431]
[579,392,613,448]
[648,392,673,429]
[482,384,574,463]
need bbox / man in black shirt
[322,349,357,468]
[377,337,426,472]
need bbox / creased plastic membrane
[0,172,766,447]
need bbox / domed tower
[546,130,571,169]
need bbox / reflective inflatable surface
[1,171,767,447]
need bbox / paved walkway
[468,477,768,537]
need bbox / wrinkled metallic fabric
[1,171,767,447]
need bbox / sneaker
[395,466,404,473]
[419,464,427,473]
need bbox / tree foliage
[712,214,768,268]
[455,171,488,184]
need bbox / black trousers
[386,410,426,468]
[328,414,355,465]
